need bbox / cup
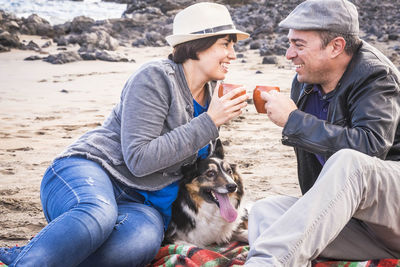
[253,85,280,113]
[218,83,246,99]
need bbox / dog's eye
[206,170,216,177]
[227,168,233,175]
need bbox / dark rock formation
[43,51,81,64]
[0,0,399,67]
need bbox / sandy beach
[0,35,299,247]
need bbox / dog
[164,139,249,248]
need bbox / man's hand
[262,91,297,127]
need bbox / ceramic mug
[218,83,246,99]
[253,85,280,113]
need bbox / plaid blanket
[149,242,400,267]
[1,244,399,267]
[149,241,248,267]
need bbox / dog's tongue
[214,192,238,222]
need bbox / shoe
[0,246,23,265]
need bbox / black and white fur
[164,139,248,247]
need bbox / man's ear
[330,36,346,58]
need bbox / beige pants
[245,149,400,267]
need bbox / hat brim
[166,29,250,47]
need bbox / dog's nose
[226,183,237,193]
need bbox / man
[245,0,400,266]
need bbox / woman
[0,2,249,267]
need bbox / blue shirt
[135,181,179,230]
[303,85,331,166]
[193,99,210,159]
[135,98,211,231]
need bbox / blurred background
[0,0,399,66]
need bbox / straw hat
[166,2,249,47]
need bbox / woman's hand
[207,83,249,127]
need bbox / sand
[0,35,299,247]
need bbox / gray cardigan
[57,59,219,190]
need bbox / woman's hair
[317,30,361,55]
[168,34,237,64]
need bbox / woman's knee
[120,205,164,251]
[41,157,117,224]
[83,205,164,267]
[133,221,164,261]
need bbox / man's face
[286,29,331,85]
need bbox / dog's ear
[181,161,199,183]
[213,138,224,159]
[230,163,237,172]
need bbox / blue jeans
[10,156,164,267]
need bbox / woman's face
[195,36,237,81]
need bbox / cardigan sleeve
[120,62,219,177]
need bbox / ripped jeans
[9,156,164,267]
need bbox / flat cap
[279,0,359,35]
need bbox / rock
[53,22,70,37]
[21,14,53,37]
[70,16,95,34]
[4,21,20,33]
[1,0,399,67]
[41,40,52,48]
[131,37,147,47]
[77,30,120,51]
[235,42,248,52]
[103,0,130,3]
[43,51,82,64]
[272,44,287,56]
[388,34,399,41]
[26,40,41,51]
[55,36,68,46]
[124,0,193,15]
[79,52,97,60]
[259,44,273,56]
[145,31,164,46]
[0,44,10,52]
[0,31,21,48]
[94,50,130,62]
[78,47,132,62]
[262,55,278,64]
[378,34,389,42]
[249,41,261,50]
[24,55,43,61]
